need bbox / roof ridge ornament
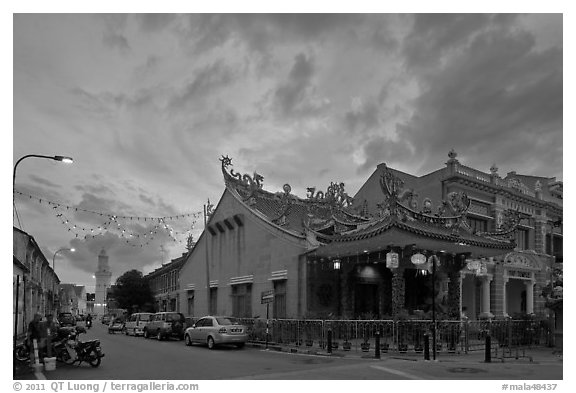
[220,155,264,202]
[306,182,354,208]
[476,208,522,240]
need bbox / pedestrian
[27,313,44,363]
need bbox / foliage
[111,270,154,313]
[541,265,563,301]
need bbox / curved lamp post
[13,154,74,190]
[52,247,75,271]
[12,154,73,358]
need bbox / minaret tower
[94,249,112,316]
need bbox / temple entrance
[404,269,433,314]
[354,283,379,318]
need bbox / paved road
[33,323,562,380]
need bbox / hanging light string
[14,190,204,221]
[15,190,200,247]
[52,199,198,248]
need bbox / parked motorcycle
[14,327,74,363]
[59,326,105,367]
[14,326,104,368]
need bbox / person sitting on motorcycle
[85,314,92,328]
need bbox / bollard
[375,330,381,359]
[327,328,332,354]
[424,333,430,360]
[484,334,492,363]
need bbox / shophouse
[145,253,188,313]
[13,227,60,337]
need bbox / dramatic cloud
[13,14,562,290]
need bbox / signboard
[261,290,274,304]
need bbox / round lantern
[411,253,426,266]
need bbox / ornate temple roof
[219,156,518,256]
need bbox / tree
[111,270,154,313]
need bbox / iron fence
[237,317,551,355]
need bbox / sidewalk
[248,342,563,364]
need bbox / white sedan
[184,316,248,349]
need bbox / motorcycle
[59,326,105,367]
[14,326,104,368]
[14,327,74,363]
[86,319,92,329]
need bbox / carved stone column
[340,265,353,318]
[447,270,462,319]
[391,269,405,317]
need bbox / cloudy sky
[12,13,563,292]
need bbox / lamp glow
[54,155,74,164]
[411,253,426,265]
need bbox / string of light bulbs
[14,190,204,221]
[15,190,201,247]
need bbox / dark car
[108,317,125,334]
[143,312,186,341]
[58,312,77,327]
[101,315,112,325]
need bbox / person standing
[27,313,44,363]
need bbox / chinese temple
[177,151,559,321]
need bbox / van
[143,312,186,341]
[124,312,154,336]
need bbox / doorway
[354,283,379,318]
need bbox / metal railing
[237,318,551,355]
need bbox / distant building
[144,253,188,313]
[94,249,112,316]
[59,284,86,315]
[86,293,95,315]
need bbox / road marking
[34,371,46,380]
[370,365,423,380]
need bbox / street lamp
[13,154,74,190]
[53,248,75,271]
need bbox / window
[468,217,488,233]
[187,291,194,316]
[515,229,529,250]
[273,281,287,319]
[231,284,252,317]
[209,288,218,315]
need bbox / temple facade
[177,151,562,320]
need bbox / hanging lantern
[411,253,426,266]
[386,251,399,269]
[333,259,341,270]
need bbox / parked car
[124,312,154,336]
[58,312,77,327]
[108,317,125,334]
[184,316,248,349]
[143,312,185,341]
[101,315,112,325]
